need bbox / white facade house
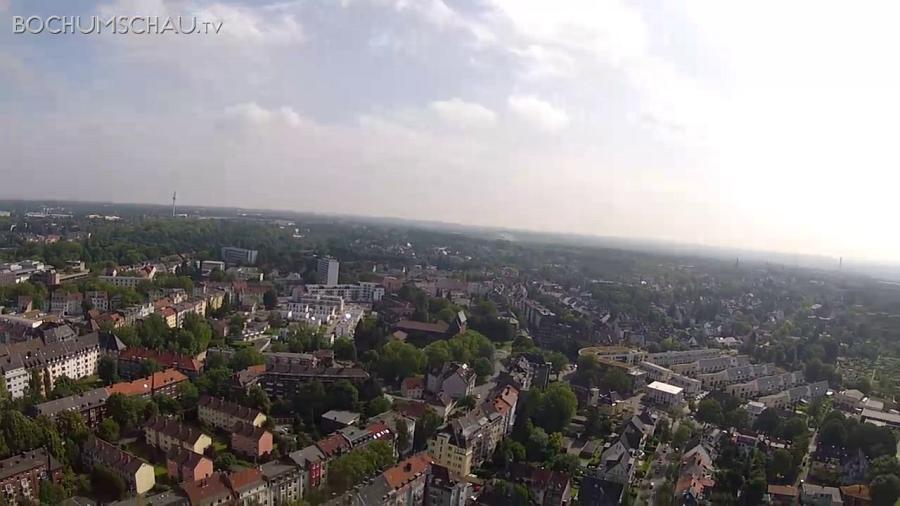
[645,381,684,407]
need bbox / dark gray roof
[36,387,109,418]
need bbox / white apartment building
[757,381,829,409]
[287,295,345,324]
[0,333,101,397]
[725,371,805,400]
[645,381,684,407]
[300,282,385,303]
[646,349,722,368]
[670,355,752,376]
[638,361,702,396]
[697,363,777,390]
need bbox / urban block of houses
[34,387,109,426]
[425,362,476,400]
[82,436,156,496]
[144,417,213,455]
[757,381,829,409]
[725,371,806,400]
[198,395,267,432]
[166,447,214,483]
[0,332,100,398]
[0,449,63,503]
[231,422,274,460]
[637,361,701,396]
[107,369,189,398]
[118,347,203,379]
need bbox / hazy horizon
[4,1,900,262]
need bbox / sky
[2,1,900,262]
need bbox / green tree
[263,289,278,310]
[328,380,359,411]
[473,357,494,382]
[696,399,724,426]
[871,474,900,506]
[98,355,119,385]
[98,419,121,441]
[366,396,391,417]
[533,383,577,433]
[333,338,357,362]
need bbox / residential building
[288,445,327,495]
[860,409,900,429]
[256,364,369,397]
[198,396,267,432]
[757,381,829,409]
[675,444,716,504]
[801,483,844,506]
[107,369,189,398]
[697,363,776,390]
[200,260,226,274]
[316,257,340,286]
[1,332,100,394]
[34,387,109,426]
[401,376,425,399]
[231,422,274,460]
[50,291,83,315]
[321,410,360,432]
[261,460,303,505]
[428,409,504,477]
[82,436,156,495]
[99,266,157,289]
[86,291,110,312]
[670,355,752,376]
[425,464,471,506]
[835,389,866,411]
[725,371,806,400]
[426,362,476,400]
[840,484,871,506]
[166,448,214,483]
[118,348,203,380]
[299,282,385,303]
[221,247,259,266]
[0,449,63,503]
[329,453,432,506]
[645,381,685,407]
[428,432,473,478]
[144,417,212,455]
[227,467,268,505]
[645,349,722,368]
[767,484,800,505]
[287,295,344,324]
[637,361,701,396]
[181,473,233,506]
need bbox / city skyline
[3,1,900,261]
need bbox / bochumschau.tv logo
[12,15,224,35]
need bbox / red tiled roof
[120,347,202,373]
[227,467,264,492]
[107,369,188,397]
[383,453,432,490]
[182,473,231,504]
[316,433,350,458]
[402,377,424,390]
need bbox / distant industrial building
[221,247,259,266]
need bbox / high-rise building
[316,257,339,285]
[221,247,259,266]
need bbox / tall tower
[171,191,177,217]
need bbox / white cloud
[507,95,569,131]
[223,102,306,128]
[430,98,497,128]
